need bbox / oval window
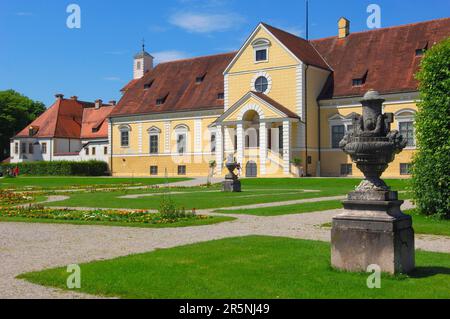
[254,76,268,93]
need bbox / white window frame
[395,109,416,150]
[174,124,189,155]
[252,38,270,64]
[119,125,131,148]
[250,71,272,94]
[328,115,354,149]
[148,126,161,155]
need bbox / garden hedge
[412,37,450,219]
[0,160,109,176]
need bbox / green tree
[412,37,450,219]
[0,90,46,160]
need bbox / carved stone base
[222,179,241,192]
[331,200,415,274]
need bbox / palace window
[85,148,89,155]
[254,76,269,93]
[252,38,270,63]
[136,61,141,70]
[178,165,187,175]
[175,124,188,154]
[399,121,415,147]
[148,127,161,154]
[28,143,34,154]
[119,125,131,147]
[400,163,412,175]
[92,147,96,155]
[150,166,158,176]
[150,135,159,154]
[21,143,26,154]
[177,134,186,154]
[14,142,19,154]
[331,125,345,149]
[104,146,108,155]
[41,143,47,154]
[341,164,353,176]
[396,110,416,148]
[210,132,216,153]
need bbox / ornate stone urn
[331,90,415,274]
[222,155,241,192]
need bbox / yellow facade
[110,23,417,178]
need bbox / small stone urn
[331,90,415,274]
[222,155,241,192]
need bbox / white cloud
[152,50,190,64]
[103,76,121,81]
[169,12,245,33]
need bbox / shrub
[0,160,108,176]
[412,37,450,219]
[158,196,195,219]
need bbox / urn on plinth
[331,90,415,274]
[222,155,241,192]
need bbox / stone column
[236,123,244,165]
[259,122,267,175]
[215,125,223,175]
[282,120,291,175]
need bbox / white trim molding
[238,103,265,121]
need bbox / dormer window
[416,41,428,57]
[144,80,154,89]
[352,70,368,87]
[217,93,224,100]
[156,93,169,105]
[252,38,270,63]
[196,73,206,84]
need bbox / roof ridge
[311,16,450,42]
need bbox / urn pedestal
[222,179,241,192]
[331,90,415,274]
[331,192,415,274]
[222,159,241,192]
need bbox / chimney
[70,96,78,101]
[55,93,64,100]
[95,99,103,109]
[109,100,117,106]
[338,17,350,38]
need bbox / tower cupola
[133,40,154,79]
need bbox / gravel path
[1,198,449,299]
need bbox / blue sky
[1,0,449,106]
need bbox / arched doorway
[246,161,257,177]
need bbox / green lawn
[405,209,450,237]
[43,178,410,210]
[215,200,342,216]
[19,236,450,299]
[0,176,190,190]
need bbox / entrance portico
[213,92,300,177]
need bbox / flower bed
[0,191,34,206]
[0,206,209,225]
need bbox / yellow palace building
[108,17,450,178]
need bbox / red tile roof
[312,17,450,99]
[111,52,236,117]
[113,18,450,117]
[261,23,330,70]
[15,98,112,139]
